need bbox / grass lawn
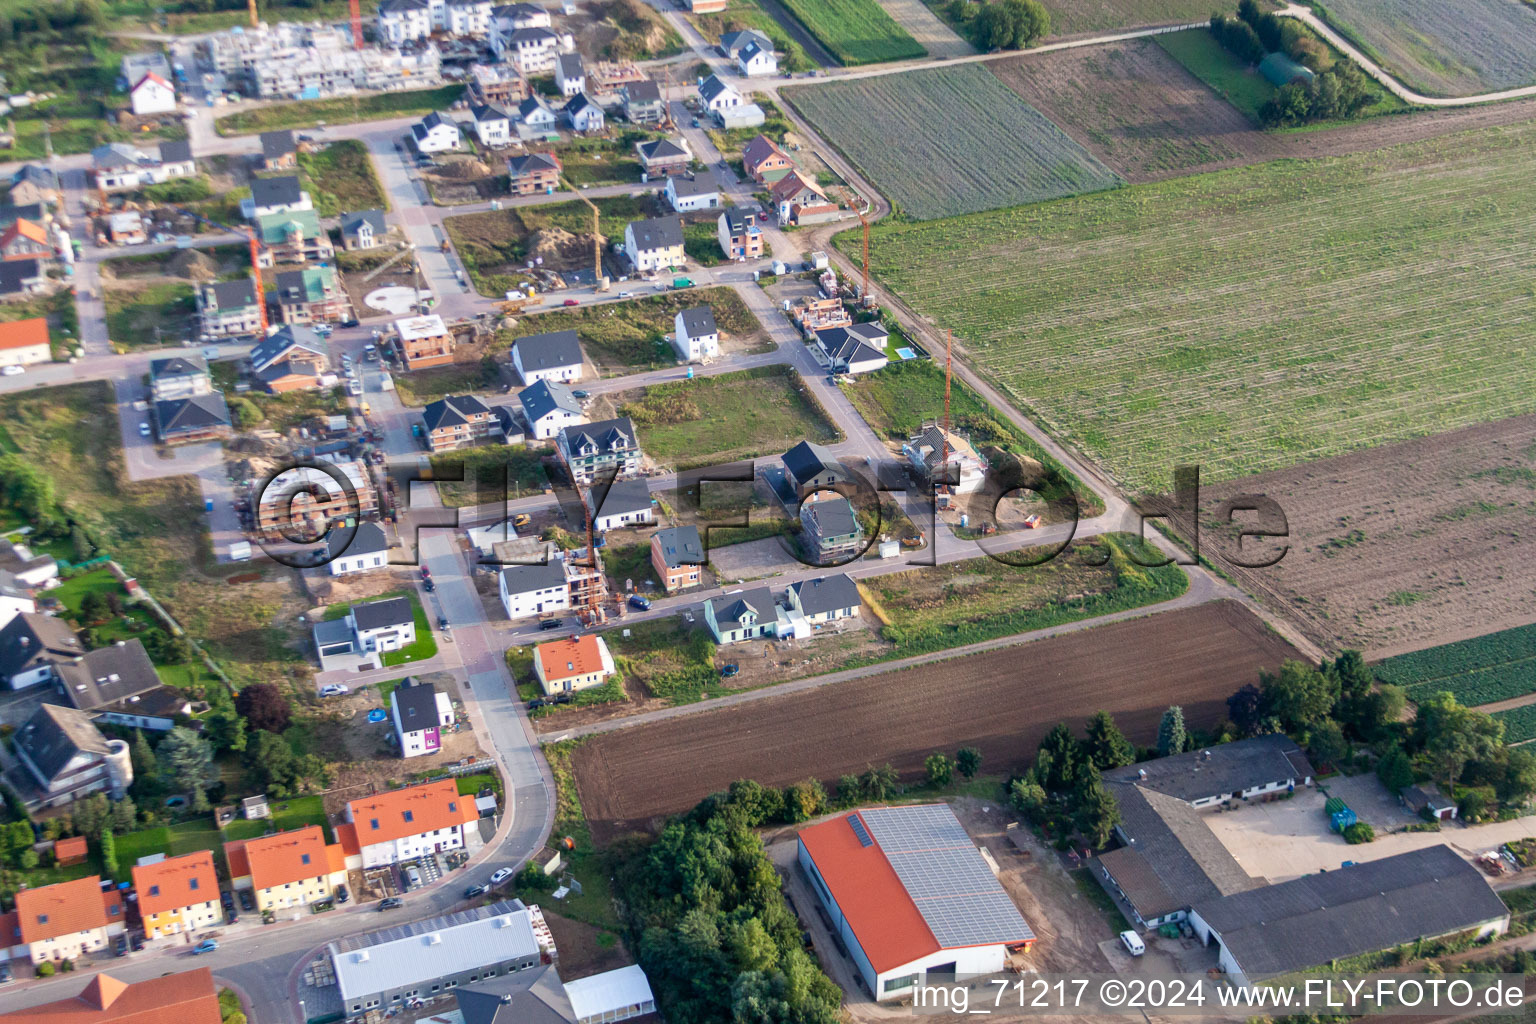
[216,85,465,135]
[296,140,388,217]
[213,363,347,433]
[600,542,655,590]
[688,2,813,73]
[859,119,1536,495]
[112,818,226,882]
[222,794,328,841]
[1154,28,1276,122]
[552,130,662,187]
[618,365,840,470]
[681,219,728,267]
[445,195,654,299]
[777,0,925,64]
[431,445,552,507]
[375,677,405,705]
[383,593,438,667]
[455,771,504,800]
[606,617,723,703]
[393,357,501,407]
[520,741,620,930]
[103,281,195,349]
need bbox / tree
[1415,692,1503,791]
[109,796,136,836]
[158,727,216,805]
[70,792,110,841]
[781,779,825,823]
[925,753,953,788]
[1008,774,1047,818]
[235,683,291,734]
[1350,683,1407,742]
[974,0,1048,50]
[99,828,117,880]
[129,730,157,780]
[956,747,982,779]
[835,774,860,807]
[1073,764,1121,849]
[1496,746,1536,806]
[1036,723,1080,793]
[1157,705,1186,757]
[242,730,298,797]
[859,764,898,801]
[1458,789,1490,823]
[1259,660,1339,732]
[79,591,109,624]
[1341,821,1375,845]
[1084,711,1134,770]
[229,397,262,429]
[1226,684,1265,737]
[204,707,247,755]
[1375,743,1414,794]
[1307,719,1348,770]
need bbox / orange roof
[15,876,110,944]
[3,218,48,247]
[0,967,221,1024]
[770,170,825,203]
[348,779,474,847]
[536,634,607,683]
[797,811,938,972]
[133,851,217,919]
[335,821,361,858]
[103,887,125,926]
[224,838,251,881]
[326,842,347,875]
[240,826,334,890]
[133,72,171,91]
[0,317,49,352]
[54,836,88,865]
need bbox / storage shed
[1260,52,1315,87]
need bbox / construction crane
[349,0,364,49]
[248,0,258,27]
[555,447,609,627]
[560,175,606,291]
[937,328,953,509]
[169,204,269,337]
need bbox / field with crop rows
[1315,0,1536,97]
[1495,705,1536,745]
[778,0,925,64]
[1373,622,1536,707]
[785,64,1120,219]
[1039,0,1214,35]
[859,120,1536,494]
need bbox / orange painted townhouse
[0,219,52,262]
[225,825,348,914]
[0,317,52,368]
[650,524,704,592]
[741,135,793,185]
[0,967,222,1024]
[533,633,616,695]
[132,850,223,941]
[7,875,127,964]
[339,778,483,869]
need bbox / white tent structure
[563,965,656,1024]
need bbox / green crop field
[1495,705,1536,745]
[1374,623,1536,708]
[858,120,1536,494]
[786,64,1120,219]
[1155,28,1276,121]
[1313,0,1536,97]
[777,0,925,64]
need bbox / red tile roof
[224,838,251,882]
[0,317,49,352]
[15,876,110,944]
[2,219,48,247]
[53,836,88,865]
[797,812,938,973]
[0,967,222,1024]
[348,779,475,847]
[536,634,607,683]
[132,851,217,919]
[239,826,335,890]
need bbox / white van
[1119,930,1146,956]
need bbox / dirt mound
[438,158,494,179]
[597,0,673,59]
[529,227,595,270]
[981,445,1045,486]
[168,249,219,282]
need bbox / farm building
[798,804,1034,1001]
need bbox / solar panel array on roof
[860,805,1035,949]
[847,814,873,847]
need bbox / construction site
[202,22,442,99]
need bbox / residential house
[390,677,454,758]
[0,570,35,631]
[737,38,777,77]
[422,393,496,451]
[771,169,838,225]
[155,393,233,446]
[0,258,48,301]
[393,313,455,370]
[150,355,213,401]
[500,26,567,74]
[498,559,569,619]
[0,540,57,588]
[718,28,771,60]
[91,140,195,192]
[250,325,330,392]
[555,52,585,95]
[244,174,311,219]
[0,203,50,235]
[260,129,298,169]
[742,134,792,184]
[563,93,604,133]
[12,704,131,810]
[673,306,718,361]
[108,211,148,246]
[13,876,125,964]
[782,440,847,494]
[341,778,482,868]
[519,378,584,440]
[469,103,513,147]
[785,572,861,623]
[377,0,432,43]
[195,279,262,339]
[623,215,684,274]
[590,477,654,532]
[0,219,51,262]
[348,596,417,655]
[53,639,166,713]
[512,329,584,384]
[134,851,223,941]
[157,139,197,180]
[533,634,615,695]
[622,79,664,124]
[0,317,51,367]
[412,111,463,153]
[121,51,172,85]
[446,0,495,35]
[257,461,377,532]
[790,295,851,333]
[635,137,690,178]
[0,968,222,1023]
[494,1,551,29]
[902,423,987,495]
[717,206,763,260]
[256,208,333,265]
[650,524,703,591]
[324,521,392,576]
[340,208,387,250]
[799,495,863,564]
[697,74,741,113]
[468,62,531,106]
[704,586,779,644]
[664,174,718,212]
[507,151,562,195]
[225,826,348,912]
[274,266,354,325]
[130,72,177,115]
[813,322,889,374]
[515,96,560,134]
[557,416,641,484]
[9,165,60,207]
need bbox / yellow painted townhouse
[225,825,348,914]
[5,874,126,963]
[133,850,224,941]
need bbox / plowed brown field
[571,600,1298,841]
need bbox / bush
[1209,13,1264,64]
[228,397,262,428]
[515,863,557,893]
[1342,821,1375,844]
[1459,789,1490,823]
[35,961,54,977]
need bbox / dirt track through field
[571,600,1298,842]
[874,0,973,57]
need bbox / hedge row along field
[785,64,1120,219]
[777,0,925,64]
[1314,0,1536,97]
[1374,622,1536,707]
[856,119,1536,494]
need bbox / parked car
[113,934,129,957]
[464,883,489,898]
[571,390,590,399]
[192,939,219,955]
[538,618,562,631]
[627,594,651,611]
[489,867,514,886]
[0,961,12,982]
[420,565,432,579]
[220,890,235,911]
[130,934,146,952]
[526,697,546,710]
[438,615,449,631]
[138,422,151,437]
[0,365,22,376]
[320,683,348,697]
[563,298,580,306]
[238,889,254,912]
[336,884,349,904]
[379,897,403,911]
[343,318,361,328]
[719,664,739,678]
[550,692,572,704]
[423,578,436,592]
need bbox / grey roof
[624,80,661,104]
[350,596,414,632]
[788,573,859,616]
[250,325,325,372]
[159,139,193,164]
[500,559,566,595]
[739,39,769,63]
[782,440,843,486]
[391,677,441,732]
[10,165,58,190]
[637,138,687,162]
[313,617,354,652]
[0,541,54,580]
[156,393,232,436]
[1193,846,1509,978]
[802,496,859,538]
[720,206,759,235]
[513,329,583,371]
[0,259,44,296]
[676,305,716,338]
[457,964,575,1024]
[860,804,1035,949]
[1102,785,1258,920]
[667,175,715,199]
[150,355,208,379]
[55,639,163,711]
[0,203,47,226]
[423,393,491,433]
[92,142,155,170]
[698,74,735,103]
[592,477,652,520]
[563,93,600,119]
[712,586,776,629]
[509,25,556,42]
[419,111,457,133]
[341,209,387,237]
[379,0,429,11]
[15,703,109,783]
[326,521,390,559]
[519,378,581,422]
[815,322,887,366]
[508,151,560,177]
[560,417,637,457]
[652,524,703,568]
[1104,734,1314,804]
[518,96,554,122]
[719,28,772,57]
[260,130,296,161]
[556,52,583,78]
[471,102,510,123]
[0,612,83,680]
[626,215,683,252]
[331,901,539,1002]
[204,277,258,310]
[251,175,304,209]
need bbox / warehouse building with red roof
[797,803,1034,1002]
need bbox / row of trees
[1208,0,1375,128]
[1009,711,1138,848]
[941,0,1050,52]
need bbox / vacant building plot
[862,120,1536,496]
[785,64,1120,219]
[444,194,654,297]
[571,600,1298,840]
[1315,0,1536,97]
[778,0,925,64]
[1184,414,1536,661]
[1373,622,1536,709]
